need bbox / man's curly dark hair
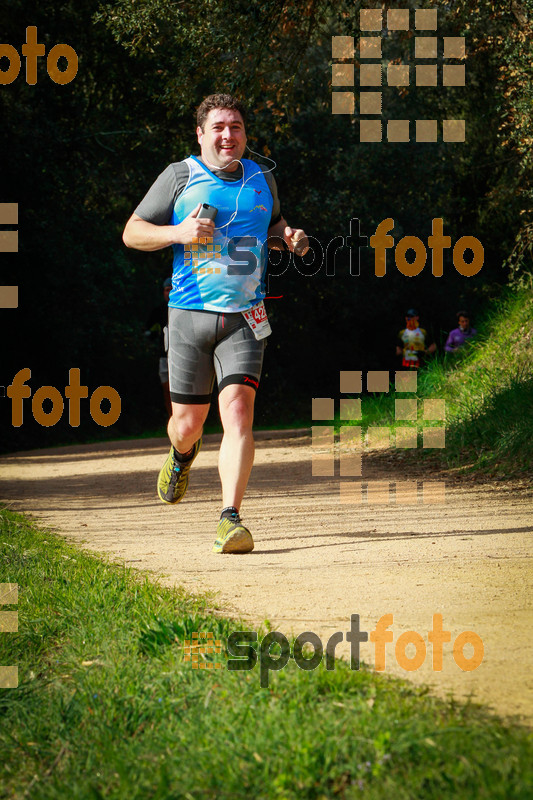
[196,94,247,131]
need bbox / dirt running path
[1,432,532,723]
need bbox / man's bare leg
[167,401,210,455]
[212,384,256,553]
[157,401,210,505]
[217,384,256,510]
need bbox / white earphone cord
[202,146,277,232]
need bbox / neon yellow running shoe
[212,512,254,554]
[157,439,201,504]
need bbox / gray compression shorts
[168,307,265,404]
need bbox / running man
[123,94,308,554]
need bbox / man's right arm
[123,213,181,251]
[122,162,214,251]
[444,331,456,352]
[396,331,404,356]
[122,210,215,251]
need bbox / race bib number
[242,300,272,340]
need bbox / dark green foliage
[359,284,533,477]
[1,0,531,449]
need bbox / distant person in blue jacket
[445,311,477,353]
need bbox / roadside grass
[1,508,532,799]
[343,286,533,477]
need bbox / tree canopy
[1,0,531,449]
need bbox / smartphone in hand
[198,203,218,221]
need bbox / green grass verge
[1,508,532,799]
[346,285,533,477]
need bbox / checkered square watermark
[312,370,446,504]
[331,8,466,142]
[0,583,18,688]
[0,203,19,308]
[183,631,224,670]
[184,236,223,275]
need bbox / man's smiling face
[197,107,247,172]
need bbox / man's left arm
[267,217,309,256]
[260,167,308,256]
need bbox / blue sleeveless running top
[169,156,274,312]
